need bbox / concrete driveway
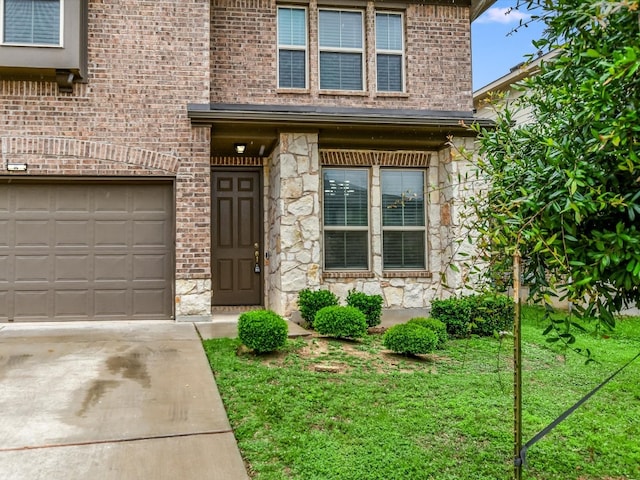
[0,321,249,480]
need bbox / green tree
[467,0,640,344]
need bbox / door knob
[254,243,260,273]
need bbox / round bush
[297,289,339,328]
[408,317,448,349]
[346,290,383,327]
[238,310,288,353]
[314,306,368,339]
[383,323,438,355]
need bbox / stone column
[267,132,321,316]
[439,137,480,296]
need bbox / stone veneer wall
[263,134,480,317]
[437,137,483,298]
[266,133,322,316]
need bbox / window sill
[383,271,433,278]
[375,91,409,99]
[322,271,375,279]
[277,88,310,94]
[319,89,368,97]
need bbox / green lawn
[203,307,640,480]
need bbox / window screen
[319,10,363,91]
[376,12,403,92]
[381,170,426,269]
[3,0,61,45]
[323,169,369,269]
[278,7,306,89]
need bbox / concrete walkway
[0,321,249,480]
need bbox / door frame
[210,167,264,306]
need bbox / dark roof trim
[471,0,496,21]
[187,103,493,129]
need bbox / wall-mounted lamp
[6,163,28,172]
[234,143,247,154]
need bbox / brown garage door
[0,180,174,322]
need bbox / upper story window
[375,12,403,92]
[2,0,62,46]
[381,170,426,269]
[323,168,369,270]
[318,9,363,91]
[277,6,307,89]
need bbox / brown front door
[211,169,263,306]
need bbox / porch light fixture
[234,143,247,154]
[6,163,28,172]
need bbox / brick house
[0,0,493,322]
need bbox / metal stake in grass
[513,250,523,480]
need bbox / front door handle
[254,243,261,273]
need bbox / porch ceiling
[187,103,494,158]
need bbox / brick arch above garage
[0,136,180,176]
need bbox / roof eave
[187,104,493,130]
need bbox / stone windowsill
[322,271,375,279]
[383,271,433,278]
[318,89,368,97]
[375,92,410,99]
[277,88,310,94]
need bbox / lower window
[323,169,369,270]
[381,169,426,269]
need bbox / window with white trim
[323,169,369,270]
[318,9,364,91]
[381,170,426,269]
[277,6,307,89]
[2,0,62,46]
[375,12,403,92]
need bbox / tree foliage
[467,0,640,340]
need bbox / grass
[203,306,640,480]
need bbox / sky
[471,0,547,91]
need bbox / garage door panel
[55,187,90,212]
[15,220,51,246]
[133,289,168,316]
[0,291,8,321]
[14,256,50,282]
[133,254,167,280]
[95,290,128,317]
[95,221,128,247]
[55,290,90,317]
[0,181,174,322]
[0,188,8,212]
[133,187,170,213]
[0,256,8,282]
[14,291,49,318]
[134,221,168,247]
[94,255,128,281]
[55,255,90,282]
[14,186,50,212]
[55,221,92,247]
[0,220,8,245]
[94,186,128,212]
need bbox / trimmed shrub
[346,290,383,327]
[314,306,368,339]
[297,289,339,328]
[383,323,438,355]
[430,297,472,337]
[238,310,288,353]
[408,317,448,349]
[469,293,514,336]
[431,294,514,338]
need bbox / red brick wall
[210,0,472,111]
[0,0,212,281]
